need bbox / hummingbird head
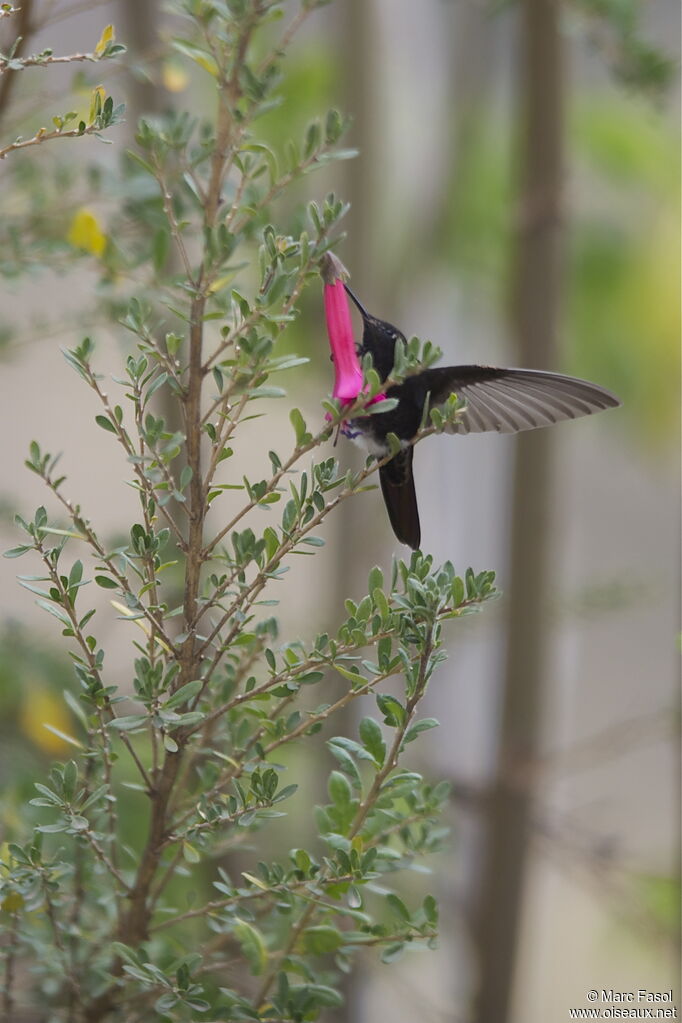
[344,284,406,383]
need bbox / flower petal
[324,278,363,402]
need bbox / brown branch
[0,49,103,71]
[34,537,153,793]
[41,466,175,652]
[84,369,186,548]
[152,873,355,934]
[84,24,254,1015]
[154,161,196,286]
[80,828,129,892]
[164,639,267,822]
[0,118,116,160]
[133,417,168,680]
[202,418,333,559]
[39,868,83,1007]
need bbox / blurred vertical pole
[342,0,376,300]
[335,0,379,584]
[0,0,34,124]
[119,0,163,126]
[328,3,377,1022]
[472,3,564,1023]
[326,0,380,583]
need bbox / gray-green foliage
[1,3,498,1020]
[568,0,676,97]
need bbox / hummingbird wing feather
[379,449,421,550]
[408,367,621,435]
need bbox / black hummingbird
[342,283,621,550]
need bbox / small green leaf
[62,760,78,800]
[366,397,398,415]
[289,407,311,446]
[423,894,438,925]
[367,565,384,593]
[403,718,439,744]
[386,893,410,921]
[376,693,406,727]
[35,600,71,626]
[303,925,343,955]
[95,575,118,589]
[242,871,270,890]
[67,561,83,589]
[386,432,402,456]
[164,710,204,729]
[171,37,218,77]
[233,918,267,975]
[110,942,143,967]
[296,670,324,686]
[333,664,365,686]
[263,526,279,560]
[43,724,83,749]
[4,545,31,559]
[163,680,202,709]
[451,575,465,606]
[359,717,386,766]
[108,714,148,732]
[182,841,200,863]
[179,465,193,491]
[380,942,405,964]
[146,373,168,400]
[95,415,117,433]
[298,984,343,1009]
[292,848,311,872]
[328,770,352,806]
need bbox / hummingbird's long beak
[343,283,370,320]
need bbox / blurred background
[0,2,679,1022]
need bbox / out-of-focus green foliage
[258,45,338,154]
[568,99,680,447]
[632,873,682,939]
[443,117,513,298]
[442,94,679,449]
[0,626,77,817]
[569,0,677,98]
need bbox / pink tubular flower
[320,253,385,422]
[321,254,363,404]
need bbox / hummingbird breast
[356,429,395,457]
[350,381,423,457]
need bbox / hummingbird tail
[379,450,421,550]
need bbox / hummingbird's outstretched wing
[379,448,420,550]
[407,366,621,435]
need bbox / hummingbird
[339,283,621,550]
